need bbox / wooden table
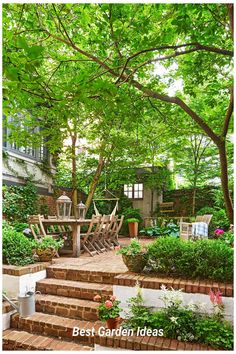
[42,219,92,257]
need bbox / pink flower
[93,294,102,302]
[214,229,224,236]
[209,289,223,306]
[209,289,215,304]
[115,245,121,251]
[105,300,113,309]
[110,295,116,301]
[215,290,223,306]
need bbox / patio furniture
[41,218,93,257]
[180,214,213,240]
[80,215,101,256]
[110,215,124,246]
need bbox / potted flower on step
[117,239,147,273]
[126,218,139,237]
[32,236,64,262]
[94,294,121,329]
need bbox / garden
[2,2,234,352]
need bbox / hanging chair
[93,189,119,218]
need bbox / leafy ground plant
[123,286,233,350]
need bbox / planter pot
[128,222,138,237]
[106,317,121,330]
[35,248,57,262]
[122,253,147,273]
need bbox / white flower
[159,286,183,308]
[170,316,178,324]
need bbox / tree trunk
[217,140,233,223]
[85,155,105,211]
[192,187,196,216]
[71,135,77,217]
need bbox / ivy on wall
[2,180,39,222]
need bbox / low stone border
[3,263,50,276]
[94,334,213,351]
[114,273,233,297]
[3,264,49,298]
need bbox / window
[2,116,47,161]
[124,183,143,199]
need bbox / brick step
[36,278,112,300]
[3,329,93,351]
[35,294,99,321]
[11,312,103,345]
[10,313,212,351]
[46,265,119,284]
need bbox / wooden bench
[159,202,174,213]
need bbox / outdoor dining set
[28,192,124,258]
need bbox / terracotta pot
[36,248,57,262]
[106,317,120,330]
[122,253,147,273]
[128,222,138,237]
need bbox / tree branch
[227,4,234,39]
[116,43,233,84]
[22,88,61,101]
[221,86,233,137]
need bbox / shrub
[146,237,233,282]
[3,223,34,266]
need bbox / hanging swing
[93,170,119,217]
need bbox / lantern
[77,201,86,219]
[56,192,72,220]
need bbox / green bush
[2,180,38,222]
[146,237,233,282]
[3,222,34,266]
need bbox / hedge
[146,237,233,282]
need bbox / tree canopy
[3,3,234,221]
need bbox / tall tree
[3,3,233,221]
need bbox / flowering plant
[93,294,121,321]
[214,228,224,237]
[209,289,224,318]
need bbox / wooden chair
[180,214,213,240]
[80,215,101,256]
[28,215,60,257]
[110,215,124,246]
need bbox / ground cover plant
[123,286,233,350]
[139,223,179,238]
[146,237,233,282]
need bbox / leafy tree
[3,3,233,221]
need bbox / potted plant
[126,218,139,237]
[93,294,121,329]
[32,236,64,262]
[117,239,147,273]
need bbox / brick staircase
[3,265,114,351]
[2,263,213,351]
